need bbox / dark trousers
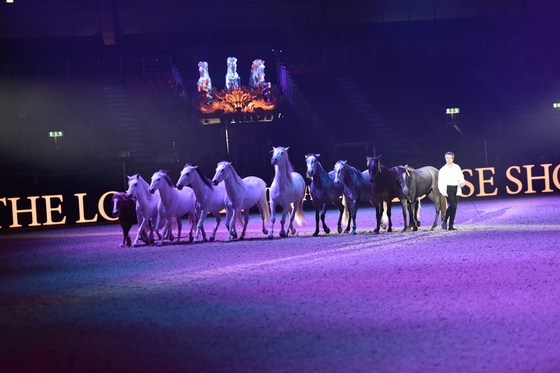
[444,186,460,228]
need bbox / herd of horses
[112,146,445,247]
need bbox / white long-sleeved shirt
[438,163,465,196]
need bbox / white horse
[248,59,265,90]
[225,56,240,91]
[268,146,306,238]
[148,170,198,246]
[126,173,164,246]
[211,161,270,242]
[197,60,213,101]
[176,164,227,243]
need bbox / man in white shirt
[438,152,465,231]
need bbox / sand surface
[1,195,559,373]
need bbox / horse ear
[285,146,290,151]
[316,153,321,157]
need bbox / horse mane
[274,148,294,183]
[158,170,175,189]
[186,163,213,190]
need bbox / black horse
[305,153,350,236]
[367,154,402,233]
[395,165,442,231]
[112,192,139,247]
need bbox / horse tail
[382,201,389,226]
[342,194,350,224]
[261,189,271,224]
[294,198,306,226]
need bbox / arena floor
[1,195,559,373]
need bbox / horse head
[177,164,197,190]
[366,154,383,182]
[126,174,140,197]
[271,146,289,166]
[396,164,412,195]
[249,59,265,89]
[111,192,130,217]
[197,61,212,92]
[149,170,169,194]
[305,153,321,178]
[333,160,348,185]
[212,161,230,186]
[225,57,240,90]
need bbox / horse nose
[176,184,183,190]
[212,179,219,186]
[112,210,120,218]
[148,188,155,194]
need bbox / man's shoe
[442,221,447,230]
[449,227,457,231]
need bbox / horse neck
[312,161,329,188]
[223,166,245,197]
[189,171,209,198]
[274,158,294,189]
[135,178,154,203]
[156,178,176,202]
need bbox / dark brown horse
[366,154,402,233]
[112,192,138,247]
[395,164,442,231]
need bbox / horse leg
[174,216,182,244]
[133,218,147,246]
[350,201,358,235]
[410,201,418,231]
[239,210,250,240]
[123,222,133,247]
[225,208,237,242]
[288,204,298,236]
[158,219,170,246]
[209,213,221,241]
[268,201,276,239]
[374,203,381,234]
[386,202,393,232]
[312,207,320,236]
[258,202,268,236]
[320,202,330,235]
[194,213,205,243]
[333,199,344,234]
[279,208,288,237]
[401,200,409,232]
[430,192,440,230]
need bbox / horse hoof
[119,243,125,248]
[374,229,380,234]
[267,234,274,239]
[413,226,418,232]
[312,231,319,237]
[324,227,330,234]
